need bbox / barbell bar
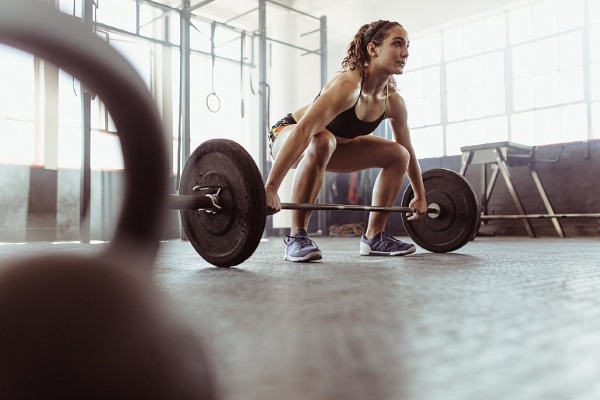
[481,213,600,219]
[168,194,441,216]
[175,139,482,267]
[281,203,443,216]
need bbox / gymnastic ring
[206,92,221,113]
[0,0,170,267]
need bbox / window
[509,0,586,144]
[399,33,442,158]
[411,126,444,158]
[0,45,35,165]
[403,0,594,157]
[95,0,137,33]
[593,102,600,139]
[591,0,600,138]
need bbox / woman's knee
[305,132,337,164]
[383,142,410,170]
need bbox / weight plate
[180,139,266,267]
[401,168,480,253]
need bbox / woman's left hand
[406,197,428,220]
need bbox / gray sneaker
[283,231,322,262]
[359,232,416,256]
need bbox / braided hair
[341,20,402,89]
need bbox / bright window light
[445,60,465,92]
[535,108,561,145]
[533,0,558,39]
[411,126,444,158]
[0,45,35,165]
[407,97,425,127]
[465,119,486,145]
[59,0,81,17]
[534,71,559,108]
[95,0,137,33]
[485,83,506,115]
[110,38,152,90]
[407,37,424,69]
[423,96,441,125]
[511,111,536,145]
[404,69,424,99]
[512,43,534,79]
[443,27,464,61]
[559,67,584,103]
[0,120,35,164]
[484,51,504,84]
[423,66,440,97]
[559,31,582,70]
[558,0,584,32]
[445,122,466,155]
[422,33,441,66]
[464,56,484,88]
[591,63,600,101]
[0,45,34,121]
[57,127,81,169]
[560,103,587,142]
[91,132,123,170]
[447,91,466,122]
[513,77,535,111]
[533,37,558,75]
[590,25,600,64]
[484,14,506,51]
[485,116,508,143]
[463,21,485,57]
[592,101,600,138]
[465,87,485,119]
[509,6,533,45]
[591,0,600,25]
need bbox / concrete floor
[2,236,600,399]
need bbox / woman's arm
[386,91,428,217]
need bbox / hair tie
[365,21,388,44]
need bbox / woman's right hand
[265,185,281,215]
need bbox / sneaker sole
[284,251,323,262]
[359,246,416,256]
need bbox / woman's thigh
[326,135,408,173]
[271,125,338,169]
[270,124,302,167]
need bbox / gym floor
[2,235,600,400]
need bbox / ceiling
[162,0,340,26]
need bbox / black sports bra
[315,78,389,139]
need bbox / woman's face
[370,25,410,75]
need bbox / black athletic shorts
[268,113,297,154]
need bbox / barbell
[172,139,482,267]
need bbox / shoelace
[373,232,407,252]
[283,235,316,248]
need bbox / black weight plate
[180,139,266,267]
[401,168,480,253]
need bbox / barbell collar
[168,194,214,210]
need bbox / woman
[266,20,428,262]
